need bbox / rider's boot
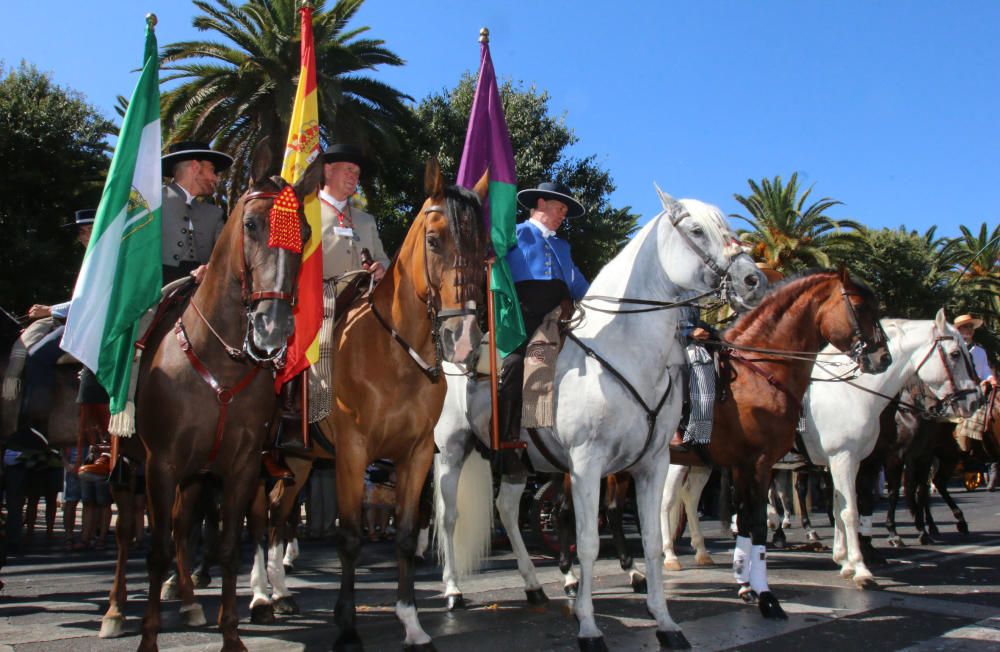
[496,396,527,475]
[78,449,113,482]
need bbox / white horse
[433,189,766,650]
[658,312,980,589]
[800,311,980,587]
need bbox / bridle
[186,183,302,368]
[367,202,482,383]
[909,327,981,411]
[839,285,889,368]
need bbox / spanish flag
[275,4,322,388]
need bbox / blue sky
[2,1,997,238]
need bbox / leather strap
[175,320,261,471]
[526,427,569,473]
[723,348,802,411]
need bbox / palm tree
[159,0,412,201]
[732,173,864,273]
[946,222,1000,324]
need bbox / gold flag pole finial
[479,27,489,44]
[146,13,157,28]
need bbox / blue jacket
[505,221,589,300]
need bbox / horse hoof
[179,603,207,627]
[656,629,692,650]
[526,588,550,605]
[333,628,365,652]
[738,584,757,604]
[446,594,467,611]
[578,636,609,652]
[840,566,856,579]
[273,596,300,615]
[663,559,682,572]
[99,615,126,639]
[917,532,932,545]
[957,521,969,535]
[887,536,904,548]
[854,575,879,590]
[192,572,211,589]
[806,530,821,543]
[403,642,437,652]
[250,603,276,625]
[758,591,787,620]
[563,583,579,599]
[695,553,714,567]
[772,535,786,549]
[160,582,179,601]
[631,576,648,594]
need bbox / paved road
[1,484,998,651]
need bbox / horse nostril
[745,274,759,288]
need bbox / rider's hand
[691,327,710,341]
[367,261,386,283]
[191,265,208,284]
[28,304,52,319]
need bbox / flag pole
[487,258,501,451]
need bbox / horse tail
[434,446,493,579]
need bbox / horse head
[416,159,489,368]
[653,185,766,310]
[237,139,324,363]
[907,309,981,418]
[818,268,891,374]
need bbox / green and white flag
[61,16,162,417]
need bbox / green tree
[0,62,112,311]
[732,173,863,273]
[367,74,639,279]
[159,0,412,202]
[842,226,954,318]
[945,222,1000,324]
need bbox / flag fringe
[2,377,20,402]
[108,401,136,437]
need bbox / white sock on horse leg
[749,544,770,593]
[732,535,752,584]
[860,515,873,537]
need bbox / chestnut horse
[248,160,488,649]
[118,144,323,652]
[668,269,891,619]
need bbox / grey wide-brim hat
[516,181,585,218]
[62,209,97,228]
[161,140,234,178]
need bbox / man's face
[192,160,219,196]
[536,197,569,227]
[957,323,975,345]
[324,161,361,200]
[77,224,93,248]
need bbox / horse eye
[690,225,704,236]
[244,220,256,232]
[426,233,442,251]
[950,350,959,360]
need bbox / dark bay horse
[317,160,488,651]
[121,144,322,652]
[671,269,890,619]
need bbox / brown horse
[315,160,487,651]
[117,143,323,652]
[671,268,890,619]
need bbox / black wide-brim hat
[322,143,367,171]
[161,140,234,178]
[62,208,97,228]
[516,181,585,218]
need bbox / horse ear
[424,157,445,198]
[654,182,681,216]
[250,137,272,185]
[838,265,851,285]
[473,169,489,201]
[293,154,325,201]
[935,307,948,332]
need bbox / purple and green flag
[456,38,525,357]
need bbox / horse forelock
[676,198,735,251]
[442,184,486,303]
[726,269,842,342]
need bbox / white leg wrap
[860,515,873,537]
[249,544,271,609]
[396,602,432,645]
[749,544,770,593]
[267,541,291,600]
[732,535,752,583]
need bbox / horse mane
[725,268,877,343]
[441,184,486,303]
